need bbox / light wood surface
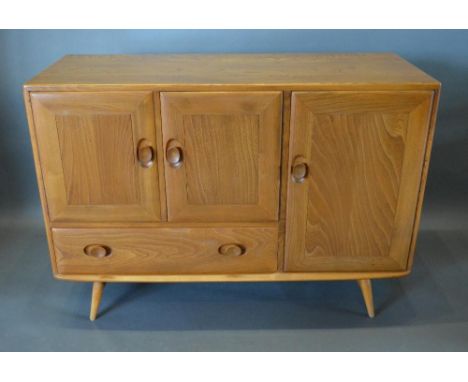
[285,91,433,272]
[52,226,278,275]
[161,92,282,222]
[25,54,439,91]
[406,89,441,270]
[30,92,162,223]
[55,270,409,283]
[89,281,105,321]
[357,279,375,318]
[23,91,58,273]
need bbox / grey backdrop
[0,30,467,351]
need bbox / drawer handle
[218,243,246,257]
[291,156,309,183]
[137,139,155,168]
[166,140,184,168]
[84,244,112,258]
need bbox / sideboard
[24,54,440,320]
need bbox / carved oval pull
[166,140,184,168]
[137,139,155,168]
[84,244,112,258]
[218,243,246,257]
[291,156,309,183]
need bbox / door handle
[84,244,112,258]
[137,139,155,168]
[218,243,246,257]
[166,140,184,168]
[291,156,309,183]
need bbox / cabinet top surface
[24,53,439,90]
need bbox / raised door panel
[161,92,282,222]
[31,92,162,222]
[285,91,433,272]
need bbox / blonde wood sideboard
[24,54,440,320]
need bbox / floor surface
[1,204,467,351]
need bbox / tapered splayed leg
[89,282,105,321]
[357,279,375,318]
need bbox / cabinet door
[31,92,161,223]
[161,92,282,222]
[285,91,433,271]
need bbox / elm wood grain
[55,270,410,283]
[56,114,139,204]
[52,226,278,275]
[357,279,375,318]
[285,91,433,272]
[24,54,439,91]
[90,281,105,321]
[160,92,282,222]
[30,92,162,223]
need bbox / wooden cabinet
[24,54,440,320]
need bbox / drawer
[52,226,278,275]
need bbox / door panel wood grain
[160,92,282,222]
[31,92,162,223]
[285,91,433,272]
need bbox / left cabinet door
[31,92,162,223]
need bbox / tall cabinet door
[31,92,161,223]
[161,92,282,222]
[285,91,433,272]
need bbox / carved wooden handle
[83,244,112,258]
[137,139,154,168]
[218,243,246,257]
[291,156,309,183]
[166,140,183,168]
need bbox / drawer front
[160,92,282,222]
[52,226,278,275]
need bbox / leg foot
[357,279,375,318]
[90,282,105,321]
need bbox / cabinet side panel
[406,89,440,270]
[23,90,58,274]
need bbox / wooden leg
[90,282,105,321]
[357,279,375,318]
